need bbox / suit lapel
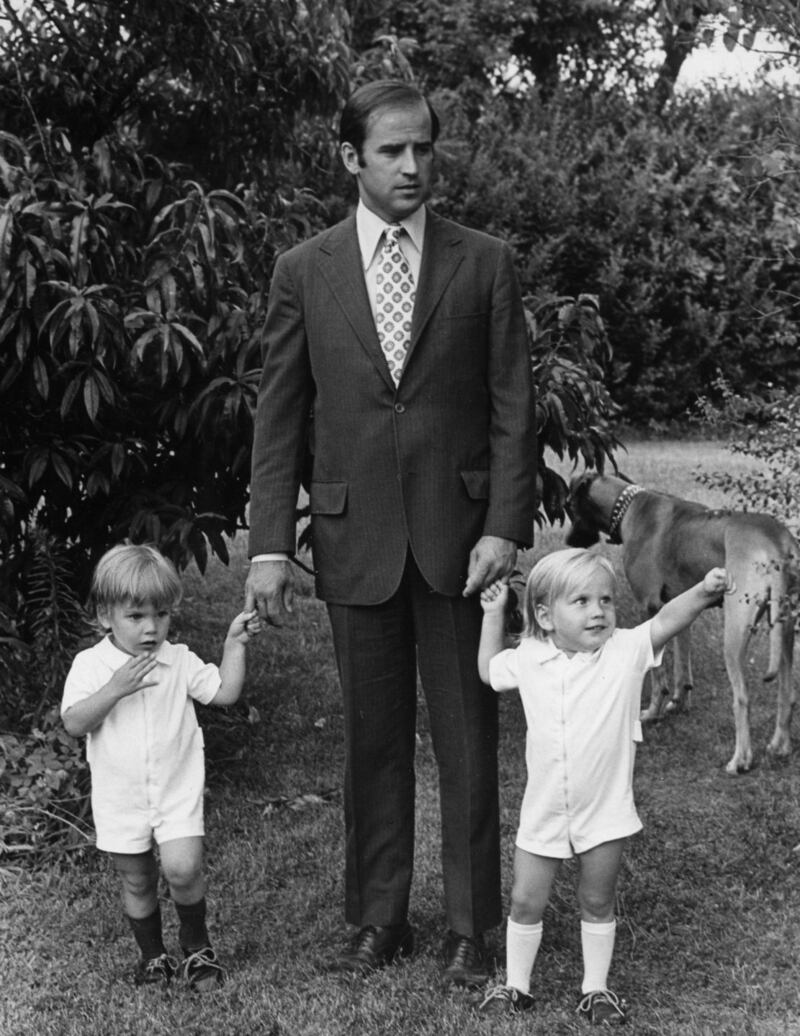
[407,212,464,364]
[317,217,395,390]
[316,210,465,388]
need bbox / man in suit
[245,79,536,987]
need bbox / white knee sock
[580,919,616,994]
[505,917,542,994]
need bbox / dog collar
[607,484,644,543]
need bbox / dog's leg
[766,617,795,759]
[664,626,693,714]
[640,663,671,722]
[723,597,754,775]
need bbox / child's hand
[108,653,158,699]
[227,609,262,643]
[480,580,509,613]
[703,567,736,596]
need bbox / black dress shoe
[442,930,490,988]
[336,923,415,973]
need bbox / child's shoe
[182,945,226,992]
[478,984,535,1015]
[575,988,628,1025]
[134,952,177,987]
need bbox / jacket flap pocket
[461,469,490,500]
[310,480,348,515]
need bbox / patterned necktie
[375,223,415,385]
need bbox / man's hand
[245,559,295,626]
[463,535,517,596]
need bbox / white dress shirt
[356,199,425,318]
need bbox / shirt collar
[355,200,426,270]
[522,636,602,663]
[522,637,563,663]
[96,634,175,666]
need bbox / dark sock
[127,906,166,960]
[175,898,211,953]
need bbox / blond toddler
[477,547,732,1024]
[62,544,261,991]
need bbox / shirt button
[394,403,406,413]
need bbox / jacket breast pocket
[461,470,490,500]
[443,310,489,321]
[310,480,348,515]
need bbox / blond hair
[522,547,616,640]
[90,544,183,616]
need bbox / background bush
[435,84,800,423]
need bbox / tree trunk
[651,5,703,111]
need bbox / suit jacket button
[394,403,406,413]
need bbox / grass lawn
[3,439,800,1036]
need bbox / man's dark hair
[339,79,440,159]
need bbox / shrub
[434,84,800,423]
[527,292,621,523]
[694,377,800,537]
[0,127,281,837]
[0,706,93,865]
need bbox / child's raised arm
[214,609,262,706]
[478,580,509,684]
[649,567,734,654]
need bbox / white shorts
[515,816,642,858]
[91,743,206,854]
[515,780,642,858]
[94,793,205,855]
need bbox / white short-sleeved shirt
[61,636,221,853]
[489,621,662,858]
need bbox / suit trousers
[326,552,502,937]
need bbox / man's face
[341,101,434,223]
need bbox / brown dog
[567,471,798,774]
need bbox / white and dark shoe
[478,984,535,1015]
[576,988,629,1025]
[182,946,226,992]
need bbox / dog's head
[566,470,633,547]
[566,471,603,547]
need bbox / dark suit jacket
[249,209,537,605]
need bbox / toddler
[61,543,261,991]
[477,547,732,1025]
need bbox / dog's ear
[566,471,599,518]
[566,520,600,548]
[566,472,601,547]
